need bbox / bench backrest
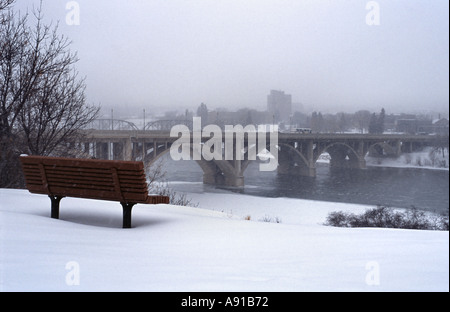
[20,155,151,203]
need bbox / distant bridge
[85,119,193,131]
[77,129,449,187]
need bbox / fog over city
[15,0,449,118]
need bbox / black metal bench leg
[121,202,136,228]
[49,195,63,219]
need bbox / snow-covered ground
[366,147,449,171]
[1,188,448,292]
[315,148,449,170]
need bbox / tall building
[267,90,292,123]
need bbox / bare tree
[354,110,371,134]
[0,5,29,187]
[0,2,99,187]
[0,0,14,13]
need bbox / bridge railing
[84,119,140,131]
[144,119,193,131]
[85,118,195,131]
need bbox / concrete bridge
[78,129,449,187]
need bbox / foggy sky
[14,0,450,117]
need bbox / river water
[159,155,449,214]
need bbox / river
[158,155,449,214]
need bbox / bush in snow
[325,205,449,231]
[259,215,282,223]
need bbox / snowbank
[366,147,449,170]
[312,149,448,170]
[0,189,448,292]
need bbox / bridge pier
[223,174,245,188]
[112,142,122,160]
[131,141,148,161]
[203,172,244,187]
[198,159,245,187]
[84,143,91,156]
[202,172,217,185]
[394,140,402,157]
[123,138,132,160]
[95,142,110,159]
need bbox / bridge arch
[141,142,246,187]
[142,142,174,166]
[242,142,278,173]
[367,142,399,157]
[278,143,309,167]
[316,142,366,169]
[276,143,315,177]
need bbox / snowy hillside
[1,188,448,292]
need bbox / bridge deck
[82,129,447,142]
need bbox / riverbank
[366,147,449,171]
[1,188,448,292]
[317,147,449,171]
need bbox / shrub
[325,205,448,231]
[259,215,282,223]
[151,182,198,207]
[326,211,352,227]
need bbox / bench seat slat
[22,175,42,182]
[35,157,144,171]
[21,167,41,174]
[117,173,146,178]
[29,182,148,195]
[27,174,149,193]
[45,168,115,176]
[27,179,149,198]
[46,169,147,181]
[46,174,115,185]
[45,166,145,177]
[120,185,148,192]
[26,164,146,178]
[48,181,115,192]
[118,179,147,186]
[27,184,149,203]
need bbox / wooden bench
[19,155,170,228]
